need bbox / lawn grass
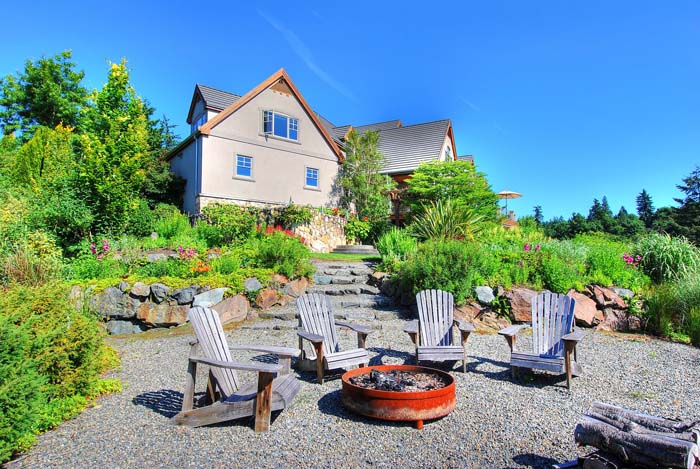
[311,252,381,262]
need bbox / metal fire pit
[341,365,456,429]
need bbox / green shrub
[0,284,120,462]
[689,306,700,347]
[1,241,64,287]
[210,252,241,275]
[376,227,418,272]
[0,314,45,462]
[344,217,371,244]
[635,232,700,283]
[200,203,256,245]
[153,203,191,239]
[67,253,127,281]
[125,199,156,237]
[539,241,586,292]
[253,231,314,279]
[399,239,492,304]
[194,221,224,248]
[136,259,192,278]
[278,204,313,228]
[644,275,700,343]
[410,198,483,241]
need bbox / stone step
[329,294,394,309]
[309,284,380,296]
[332,245,380,255]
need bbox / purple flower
[524,243,531,252]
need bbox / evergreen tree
[533,205,543,225]
[339,129,395,221]
[673,166,700,244]
[636,189,655,228]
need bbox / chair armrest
[403,320,419,335]
[454,319,475,333]
[189,356,282,374]
[335,321,371,335]
[229,345,301,358]
[498,324,530,337]
[297,329,324,344]
[562,328,586,343]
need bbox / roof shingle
[375,120,451,174]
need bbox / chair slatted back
[296,293,339,356]
[531,292,576,357]
[416,289,455,347]
[188,306,240,396]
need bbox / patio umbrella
[497,190,522,212]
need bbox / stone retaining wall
[293,212,346,253]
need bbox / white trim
[208,132,339,163]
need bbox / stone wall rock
[212,295,249,324]
[150,283,170,303]
[137,303,189,326]
[475,286,495,305]
[567,290,603,327]
[292,212,346,253]
[170,286,199,305]
[256,288,278,309]
[283,277,308,298]
[92,287,135,319]
[192,287,227,308]
[130,282,150,298]
[506,287,538,322]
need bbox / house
[166,69,460,215]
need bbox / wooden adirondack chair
[171,307,301,431]
[296,293,371,384]
[498,292,585,389]
[403,289,475,372]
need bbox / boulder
[150,283,170,304]
[475,286,495,305]
[589,285,627,309]
[137,303,189,326]
[130,282,150,298]
[277,294,295,306]
[146,253,168,263]
[244,277,263,293]
[283,277,308,298]
[613,287,634,299]
[505,287,538,322]
[246,309,259,321]
[170,286,199,305]
[118,281,130,292]
[106,320,140,335]
[567,290,601,327]
[192,287,227,308]
[369,271,389,287]
[475,311,510,333]
[455,302,482,322]
[380,278,397,297]
[271,274,289,285]
[597,308,630,332]
[331,276,354,285]
[313,274,332,285]
[212,295,249,324]
[91,287,135,319]
[255,288,278,309]
[628,315,642,331]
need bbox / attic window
[191,113,207,133]
[444,146,452,161]
[263,110,298,141]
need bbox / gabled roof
[375,119,455,174]
[198,68,344,162]
[457,155,474,164]
[330,119,402,141]
[186,84,241,124]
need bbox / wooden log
[574,416,699,469]
[589,402,700,439]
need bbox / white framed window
[191,113,207,133]
[236,155,253,178]
[305,167,319,188]
[444,146,452,161]
[263,110,299,141]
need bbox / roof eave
[164,133,196,162]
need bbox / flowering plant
[177,245,197,260]
[622,253,641,267]
[90,238,111,261]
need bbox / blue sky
[2,1,698,220]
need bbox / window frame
[305,166,319,189]
[235,154,253,180]
[262,110,299,141]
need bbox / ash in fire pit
[349,369,448,392]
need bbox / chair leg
[254,372,275,433]
[313,342,324,384]
[182,360,197,411]
[565,347,573,390]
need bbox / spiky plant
[410,199,484,241]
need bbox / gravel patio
[8,304,700,469]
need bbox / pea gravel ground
[7,305,700,469]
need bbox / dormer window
[263,110,299,141]
[191,113,207,133]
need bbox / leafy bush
[376,227,417,272]
[67,253,127,281]
[210,252,241,275]
[539,241,586,292]
[399,239,493,304]
[0,284,120,462]
[136,259,192,278]
[579,234,648,290]
[153,203,191,239]
[200,203,256,245]
[278,204,313,228]
[410,199,483,241]
[253,231,314,279]
[125,199,156,237]
[1,241,64,287]
[635,232,700,283]
[344,217,371,244]
[644,275,700,342]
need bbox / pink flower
[89,243,96,254]
[535,244,541,252]
[524,243,531,252]
[102,239,110,252]
[96,253,103,261]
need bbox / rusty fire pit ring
[341,365,456,429]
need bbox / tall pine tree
[636,189,655,228]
